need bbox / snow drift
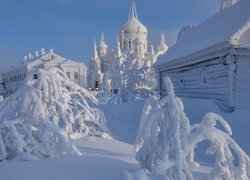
[0,67,108,161]
[134,77,250,180]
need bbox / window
[95,81,99,90]
[33,74,38,80]
[129,41,131,49]
[66,72,70,79]
[74,72,79,80]
[124,41,126,48]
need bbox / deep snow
[0,97,249,180]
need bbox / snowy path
[0,137,139,180]
[0,101,144,180]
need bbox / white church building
[88,2,168,90]
[154,0,250,111]
[1,49,88,97]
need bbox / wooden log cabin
[154,0,250,111]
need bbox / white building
[88,2,168,90]
[154,0,250,111]
[1,49,88,96]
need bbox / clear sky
[0,0,220,72]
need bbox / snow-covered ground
[0,97,249,180]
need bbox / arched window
[129,41,132,49]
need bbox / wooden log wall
[159,56,234,110]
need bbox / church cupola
[120,2,148,54]
[98,32,108,57]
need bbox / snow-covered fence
[135,76,250,179]
[0,67,109,161]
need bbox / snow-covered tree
[135,77,193,180]
[183,112,250,180]
[0,67,109,161]
[220,0,237,10]
[135,76,250,179]
[108,54,156,103]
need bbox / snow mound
[134,77,250,180]
[0,67,109,161]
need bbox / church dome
[99,41,107,50]
[123,17,147,35]
[121,2,147,39]
[98,33,107,50]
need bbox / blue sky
[0,0,220,72]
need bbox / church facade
[88,2,168,91]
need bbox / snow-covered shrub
[0,67,108,160]
[135,77,250,180]
[0,96,3,102]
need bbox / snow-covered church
[88,2,168,90]
[154,0,250,111]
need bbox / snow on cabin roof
[155,0,250,67]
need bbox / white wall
[61,65,88,89]
[2,66,28,95]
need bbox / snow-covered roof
[6,50,86,72]
[155,0,250,67]
[22,52,86,70]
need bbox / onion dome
[98,33,108,51]
[122,2,147,38]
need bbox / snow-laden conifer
[135,77,193,180]
[135,76,250,179]
[0,67,108,161]
[108,54,156,103]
